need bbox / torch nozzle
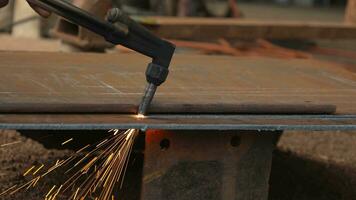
[138,83,157,116]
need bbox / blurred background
[0,0,350,38]
[0,1,356,200]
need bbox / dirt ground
[271,131,356,200]
[0,130,71,200]
[1,130,356,200]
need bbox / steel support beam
[142,130,278,200]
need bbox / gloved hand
[0,0,51,17]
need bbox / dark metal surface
[0,52,355,114]
[0,114,355,131]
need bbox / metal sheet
[0,52,354,114]
[0,114,355,131]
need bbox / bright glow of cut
[136,114,146,119]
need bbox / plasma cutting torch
[32,0,176,116]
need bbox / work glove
[0,0,51,18]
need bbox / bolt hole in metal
[230,136,241,147]
[160,139,170,150]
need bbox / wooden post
[12,0,41,38]
[51,0,111,51]
[346,0,356,24]
[0,0,14,32]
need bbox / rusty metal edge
[0,115,355,131]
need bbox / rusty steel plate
[0,114,355,131]
[0,52,355,114]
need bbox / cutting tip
[136,114,146,119]
[138,83,157,116]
